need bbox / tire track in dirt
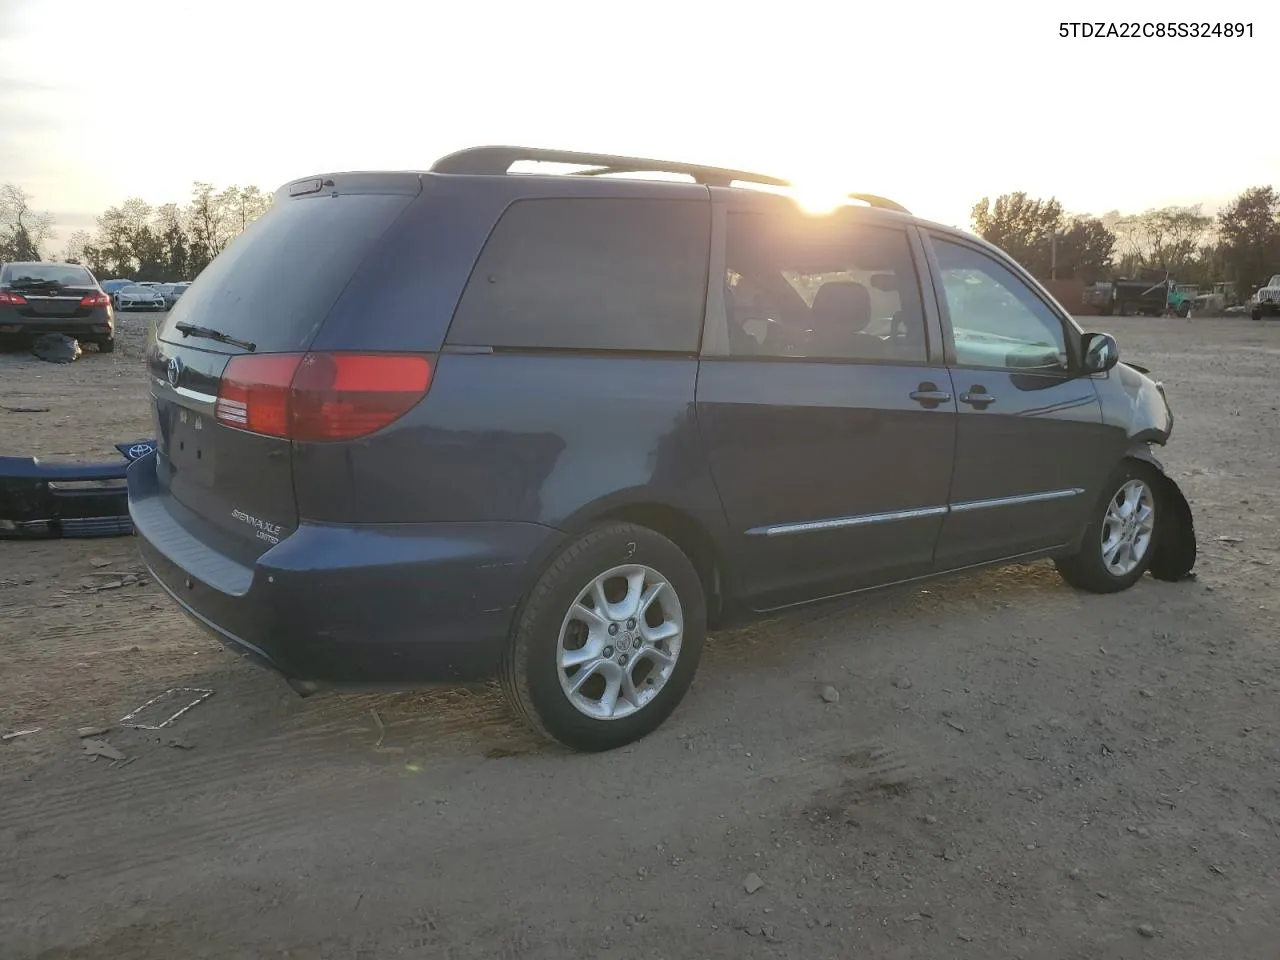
[5,708,928,893]
[1,716,497,829]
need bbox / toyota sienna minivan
[129,146,1194,751]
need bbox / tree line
[0,181,271,282]
[971,186,1280,294]
[6,178,1279,294]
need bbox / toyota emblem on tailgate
[167,355,182,386]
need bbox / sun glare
[788,178,854,216]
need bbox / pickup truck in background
[1252,275,1280,320]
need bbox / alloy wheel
[1101,478,1156,576]
[556,564,684,721]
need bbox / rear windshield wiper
[174,322,257,352]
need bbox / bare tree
[154,203,190,280]
[62,229,92,264]
[228,185,271,234]
[188,181,232,265]
[0,183,55,261]
[1101,206,1212,277]
[20,178,272,282]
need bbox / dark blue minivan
[129,146,1194,751]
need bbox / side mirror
[869,272,898,292]
[1081,331,1120,374]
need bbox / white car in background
[114,283,167,312]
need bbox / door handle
[959,386,996,409]
[909,382,952,409]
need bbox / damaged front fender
[1128,446,1197,582]
[1149,471,1197,582]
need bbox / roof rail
[847,193,911,214]
[429,146,910,214]
[430,146,789,188]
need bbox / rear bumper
[0,315,113,337]
[127,454,563,683]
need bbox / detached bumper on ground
[0,441,155,538]
[127,453,564,685]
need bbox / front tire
[500,522,706,752]
[1056,461,1160,593]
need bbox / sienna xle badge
[128,146,1197,752]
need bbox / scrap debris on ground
[30,334,82,364]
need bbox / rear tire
[97,337,115,354]
[1056,460,1161,594]
[500,522,706,752]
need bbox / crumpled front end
[1112,362,1196,582]
[1149,469,1197,582]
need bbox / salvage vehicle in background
[158,282,190,309]
[100,279,133,296]
[1252,275,1280,320]
[0,261,115,352]
[1082,281,1112,312]
[127,145,1199,753]
[1180,283,1235,316]
[114,284,166,312]
[1107,270,1192,317]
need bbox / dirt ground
[2,311,1279,960]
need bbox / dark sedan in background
[0,261,115,352]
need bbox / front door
[924,233,1111,569]
[696,202,957,609]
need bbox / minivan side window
[448,198,711,353]
[931,237,1069,371]
[723,211,927,363]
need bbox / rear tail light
[0,292,28,306]
[215,352,433,441]
[80,292,111,307]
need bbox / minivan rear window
[448,198,710,353]
[158,191,415,353]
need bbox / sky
[1,0,1276,248]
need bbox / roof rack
[845,193,911,214]
[428,146,910,214]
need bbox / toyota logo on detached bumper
[167,356,182,386]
